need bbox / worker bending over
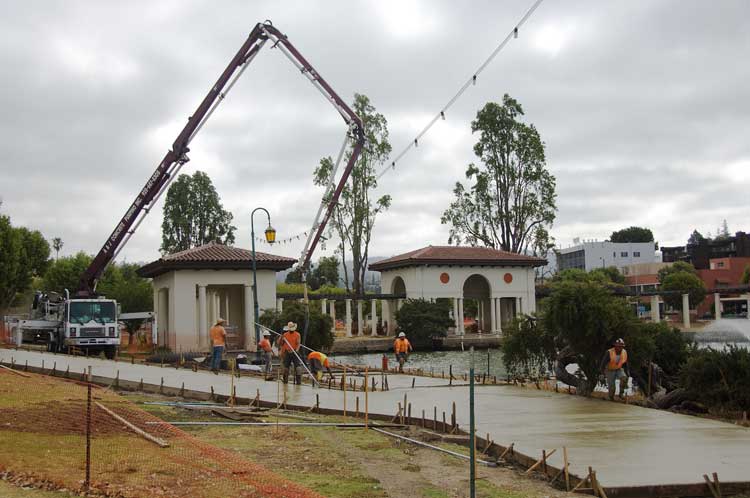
[257,330,274,379]
[276,321,302,384]
[393,332,413,373]
[599,338,629,401]
[307,350,332,381]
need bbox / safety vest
[279,331,300,352]
[394,338,411,354]
[307,351,329,368]
[607,348,627,370]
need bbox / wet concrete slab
[3,349,749,487]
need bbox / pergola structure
[369,246,546,336]
[138,243,295,351]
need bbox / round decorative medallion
[439,272,450,284]
[503,272,513,284]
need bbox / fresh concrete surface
[3,349,749,487]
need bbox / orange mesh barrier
[0,368,324,498]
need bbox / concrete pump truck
[5,21,364,357]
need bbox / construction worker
[209,318,227,374]
[276,321,302,384]
[393,332,412,373]
[307,350,332,381]
[258,331,274,379]
[599,338,629,400]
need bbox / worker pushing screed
[276,322,302,384]
[307,350,333,382]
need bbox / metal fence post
[85,365,92,490]
[469,347,476,498]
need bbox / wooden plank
[95,402,169,448]
[0,364,31,377]
[703,475,720,498]
[525,448,556,474]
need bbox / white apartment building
[556,239,659,272]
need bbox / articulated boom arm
[77,21,363,297]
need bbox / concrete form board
[2,349,749,488]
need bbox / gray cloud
[1,0,748,267]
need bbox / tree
[657,261,697,283]
[543,278,637,395]
[441,95,556,254]
[42,252,93,294]
[660,271,706,309]
[687,230,706,246]
[609,226,654,243]
[52,237,63,260]
[741,265,750,285]
[393,299,452,350]
[589,266,626,285]
[715,219,731,240]
[680,345,750,412]
[259,302,333,352]
[313,256,339,288]
[0,215,51,314]
[313,94,391,296]
[161,171,236,254]
[0,215,26,313]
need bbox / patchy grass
[0,480,77,498]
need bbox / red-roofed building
[369,245,546,336]
[138,242,296,351]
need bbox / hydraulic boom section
[76,21,364,297]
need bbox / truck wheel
[104,347,116,360]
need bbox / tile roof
[137,242,296,278]
[369,245,546,271]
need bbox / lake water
[331,348,508,378]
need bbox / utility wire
[376,0,545,181]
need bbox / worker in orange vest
[307,350,332,381]
[257,331,274,379]
[599,338,629,400]
[209,318,227,374]
[276,321,302,384]
[393,332,413,373]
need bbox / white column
[371,299,378,336]
[490,297,497,334]
[214,293,221,320]
[244,284,255,350]
[714,293,721,320]
[357,299,365,337]
[458,298,465,336]
[478,301,483,335]
[496,298,503,336]
[515,297,522,317]
[453,298,460,335]
[276,297,284,311]
[198,285,207,349]
[682,293,690,329]
[224,291,230,325]
[321,298,327,314]
[746,296,750,320]
[650,295,660,323]
[330,300,337,334]
[397,299,404,310]
[345,299,353,337]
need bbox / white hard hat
[398,332,406,338]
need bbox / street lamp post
[250,207,276,361]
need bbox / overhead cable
[375,0,545,181]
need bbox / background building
[556,239,659,272]
[662,231,750,269]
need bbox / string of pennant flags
[254,229,310,245]
[375,0,545,181]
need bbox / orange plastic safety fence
[0,369,324,498]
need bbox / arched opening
[391,276,406,295]
[463,274,492,334]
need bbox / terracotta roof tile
[138,242,296,278]
[369,245,546,271]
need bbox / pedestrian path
[2,348,749,487]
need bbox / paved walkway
[2,349,749,487]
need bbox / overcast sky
[1,0,749,265]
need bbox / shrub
[394,299,452,350]
[259,301,333,352]
[679,345,750,413]
[500,315,554,381]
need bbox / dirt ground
[129,392,572,498]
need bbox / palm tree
[52,237,63,260]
